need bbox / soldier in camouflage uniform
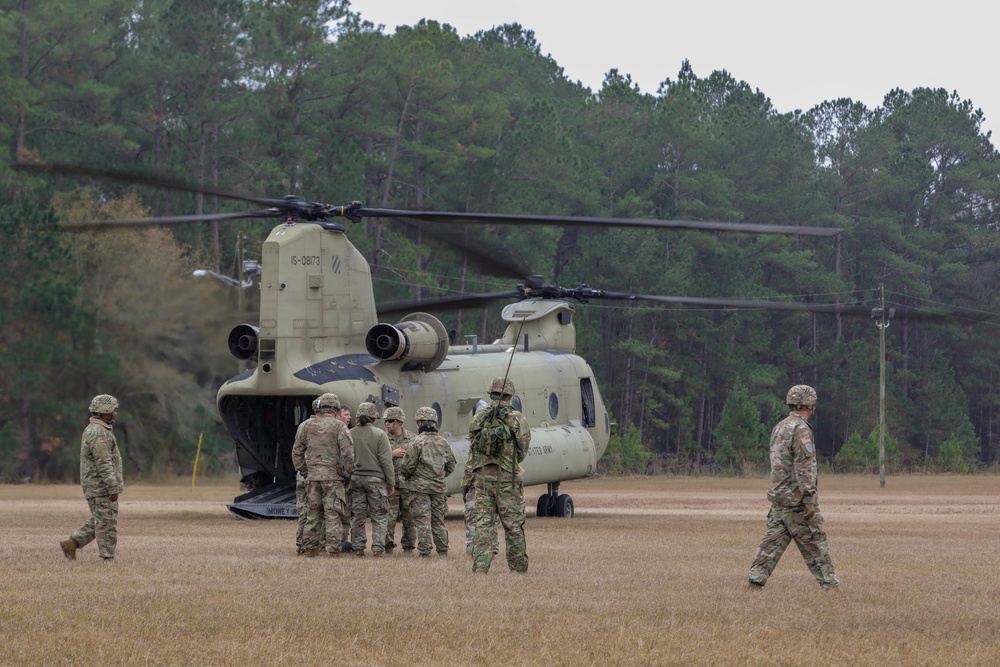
[467,377,530,573]
[400,407,457,557]
[748,385,839,589]
[294,395,337,554]
[60,394,125,562]
[291,393,355,557]
[349,402,395,557]
[383,406,416,554]
[336,404,354,551]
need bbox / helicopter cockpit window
[512,395,522,412]
[432,402,443,428]
[548,392,559,420]
[472,399,489,416]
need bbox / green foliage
[835,428,900,473]
[2,6,1000,479]
[713,383,766,464]
[602,424,651,475]
[937,421,979,473]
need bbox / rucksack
[470,405,512,458]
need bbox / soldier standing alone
[60,394,124,562]
[467,377,530,573]
[349,402,395,557]
[399,407,456,557]
[747,384,839,589]
[383,406,416,554]
[291,393,355,557]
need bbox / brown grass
[3,475,1000,666]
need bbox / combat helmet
[786,385,818,407]
[489,377,516,397]
[415,406,438,423]
[314,393,340,412]
[357,402,378,419]
[383,406,406,422]
[88,394,119,414]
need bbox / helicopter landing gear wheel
[536,493,551,517]
[555,493,574,518]
[537,483,573,517]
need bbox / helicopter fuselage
[217,221,610,518]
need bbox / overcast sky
[347,0,998,148]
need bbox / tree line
[2,0,1000,481]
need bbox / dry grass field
[3,475,1000,666]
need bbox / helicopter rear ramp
[227,482,297,519]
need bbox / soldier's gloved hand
[108,494,119,502]
[803,504,816,520]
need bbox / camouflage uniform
[386,426,417,552]
[748,399,839,589]
[349,407,395,556]
[293,419,314,553]
[467,380,530,573]
[291,412,355,555]
[461,463,498,556]
[400,423,456,556]
[67,398,124,561]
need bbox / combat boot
[385,545,395,555]
[355,550,366,558]
[327,550,341,559]
[60,538,77,560]
[303,549,319,557]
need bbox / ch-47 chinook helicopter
[17,162,855,519]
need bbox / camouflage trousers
[71,495,119,560]
[748,505,839,589]
[304,480,348,554]
[295,477,315,551]
[464,486,498,556]
[408,491,449,555]
[386,488,415,550]
[472,471,527,573]
[350,476,390,555]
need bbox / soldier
[748,385,839,589]
[467,377,530,573]
[291,393,355,557]
[338,405,352,428]
[383,406,417,554]
[293,394,336,554]
[60,394,124,562]
[336,403,354,552]
[400,407,456,557]
[349,402,395,557]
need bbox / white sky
[347,0,998,148]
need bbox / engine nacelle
[228,324,260,360]
[365,312,449,372]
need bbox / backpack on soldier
[470,405,513,458]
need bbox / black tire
[536,493,551,517]
[555,493,574,518]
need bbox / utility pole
[237,234,245,318]
[872,284,894,488]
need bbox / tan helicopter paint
[218,220,610,509]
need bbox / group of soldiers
[290,376,530,573]
[59,380,835,588]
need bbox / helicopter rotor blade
[13,161,293,209]
[376,291,522,318]
[50,209,287,231]
[355,208,843,237]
